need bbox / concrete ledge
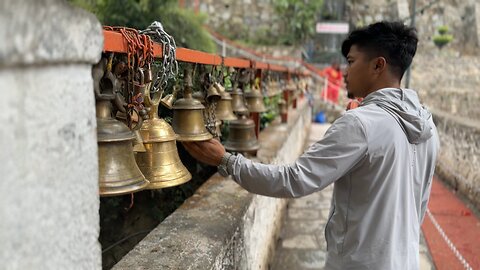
[113,101,312,270]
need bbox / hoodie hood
[361,88,433,144]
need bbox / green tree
[273,0,323,45]
[68,0,216,53]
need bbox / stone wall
[0,0,103,269]
[185,0,281,43]
[113,100,312,270]
[346,0,480,55]
[432,110,480,210]
[411,53,480,120]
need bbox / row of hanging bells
[95,59,266,196]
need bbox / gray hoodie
[228,88,439,269]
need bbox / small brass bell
[135,86,191,189]
[97,100,149,196]
[172,85,213,141]
[278,99,288,123]
[224,114,260,153]
[244,86,266,113]
[215,86,237,121]
[161,86,179,110]
[205,83,221,103]
[132,130,147,152]
[230,87,249,115]
[278,99,288,114]
[215,120,222,138]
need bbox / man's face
[343,45,373,98]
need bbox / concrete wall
[0,1,103,269]
[113,100,312,270]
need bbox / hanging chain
[140,21,178,93]
[203,70,219,137]
[103,26,154,129]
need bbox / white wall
[0,1,103,269]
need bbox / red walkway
[422,176,480,270]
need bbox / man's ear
[372,57,387,74]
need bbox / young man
[183,21,439,269]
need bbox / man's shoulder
[339,104,387,130]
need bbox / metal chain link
[204,101,218,137]
[140,21,178,93]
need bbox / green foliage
[433,25,453,49]
[437,25,449,35]
[159,8,216,53]
[272,0,324,45]
[67,0,215,53]
[260,95,281,130]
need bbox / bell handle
[129,107,144,131]
[145,84,162,107]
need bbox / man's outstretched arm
[183,113,368,198]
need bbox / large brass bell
[97,100,150,196]
[230,87,249,115]
[94,60,149,196]
[224,114,260,152]
[172,81,213,141]
[244,85,266,113]
[215,83,237,121]
[135,85,191,189]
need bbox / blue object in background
[315,111,326,123]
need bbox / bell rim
[99,177,150,197]
[176,132,214,142]
[145,172,192,189]
[216,114,237,121]
[225,142,260,152]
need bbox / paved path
[271,123,435,270]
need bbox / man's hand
[182,139,226,166]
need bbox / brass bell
[244,86,266,113]
[135,86,192,189]
[279,99,288,113]
[224,114,260,153]
[205,83,221,103]
[172,85,213,141]
[230,87,249,115]
[215,86,237,121]
[278,99,288,123]
[97,99,149,196]
[132,130,147,152]
[160,86,179,110]
[215,120,222,138]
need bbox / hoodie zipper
[324,204,335,250]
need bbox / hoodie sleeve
[229,113,368,198]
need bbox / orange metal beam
[176,48,222,65]
[103,30,129,53]
[103,29,307,74]
[224,57,251,68]
[254,62,269,70]
[269,64,288,72]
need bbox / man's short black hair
[341,21,418,80]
